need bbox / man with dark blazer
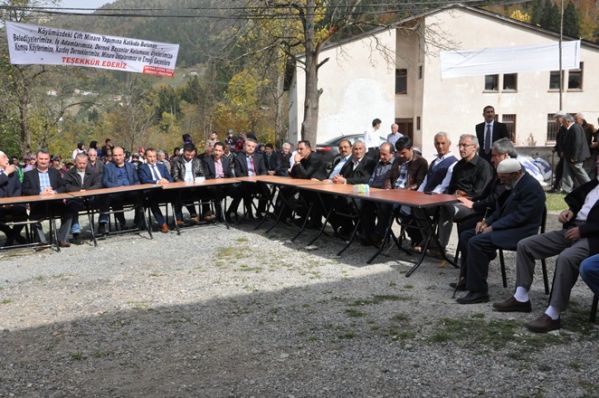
[494,167,599,333]
[170,143,205,226]
[22,150,67,246]
[101,146,141,232]
[333,140,377,185]
[0,150,27,246]
[228,138,267,219]
[138,148,173,233]
[262,143,279,175]
[202,142,233,221]
[275,142,293,176]
[62,153,103,244]
[557,112,591,193]
[456,158,545,305]
[475,105,509,162]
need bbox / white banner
[440,40,581,79]
[6,21,179,77]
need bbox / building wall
[419,8,599,158]
[288,29,396,145]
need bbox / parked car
[316,133,387,166]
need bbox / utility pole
[559,0,564,110]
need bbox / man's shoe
[456,291,489,305]
[15,234,27,245]
[160,223,169,233]
[175,220,184,227]
[449,279,467,291]
[58,240,71,248]
[70,234,83,245]
[525,314,561,333]
[190,216,201,225]
[493,296,532,313]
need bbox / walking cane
[452,207,491,298]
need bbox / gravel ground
[0,213,597,397]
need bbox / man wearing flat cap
[457,158,545,304]
[494,158,599,332]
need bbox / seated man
[101,146,141,233]
[325,140,376,236]
[202,141,233,221]
[170,143,205,225]
[580,254,599,298]
[229,138,267,219]
[275,142,293,176]
[456,158,545,304]
[138,148,173,233]
[62,153,103,243]
[493,161,599,332]
[359,142,396,245]
[0,150,27,246]
[22,150,68,246]
[327,139,352,180]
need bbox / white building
[288,4,599,158]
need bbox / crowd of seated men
[1,109,597,333]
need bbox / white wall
[419,8,599,159]
[289,30,397,144]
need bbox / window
[484,74,499,91]
[416,116,421,130]
[549,71,563,90]
[503,74,518,91]
[502,114,516,142]
[568,62,583,89]
[418,65,423,79]
[395,68,407,94]
[547,113,559,141]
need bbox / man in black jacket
[0,150,27,246]
[475,105,509,163]
[494,167,599,333]
[22,150,67,246]
[62,153,104,244]
[557,112,590,193]
[228,138,267,219]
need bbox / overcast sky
[59,0,114,13]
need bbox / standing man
[558,112,590,193]
[475,105,509,163]
[364,118,382,160]
[387,123,403,148]
[22,150,68,246]
[138,148,173,233]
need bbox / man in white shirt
[387,123,403,147]
[364,118,382,159]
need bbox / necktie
[249,156,255,173]
[485,123,492,153]
[151,165,159,181]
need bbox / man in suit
[0,150,27,246]
[325,140,376,237]
[87,148,104,178]
[475,105,509,162]
[456,158,545,304]
[22,150,68,246]
[327,139,352,180]
[138,148,173,233]
[290,140,328,180]
[494,163,599,332]
[229,137,267,219]
[262,143,279,175]
[101,146,141,232]
[557,112,590,193]
[275,142,293,176]
[202,141,233,221]
[170,143,205,226]
[62,153,103,244]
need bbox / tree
[563,1,580,38]
[540,0,560,32]
[530,0,545,26]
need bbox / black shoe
[70,234,83,245]
[58,240,71,248]
[492,296,532,313]
[97,223,107,236]
[456,291,489,305]
[15,234,27,245]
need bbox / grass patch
[391,313,410,323]
[338,331,356,339]
[238,264,263,273]
[403,284,414,289]
[546,192,567,212]
[70,352,85,361]
[236,237,249,243]
[429,318,519,349]
[1,299,12,305]
[349,294,412,307]
[344,308,366,318]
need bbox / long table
[0,176,458,276]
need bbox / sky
[58,0,114,13]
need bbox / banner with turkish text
[6,21,179,77]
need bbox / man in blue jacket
[138,148,172,233]
[101,146,140,233]
[456,158,545,305]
